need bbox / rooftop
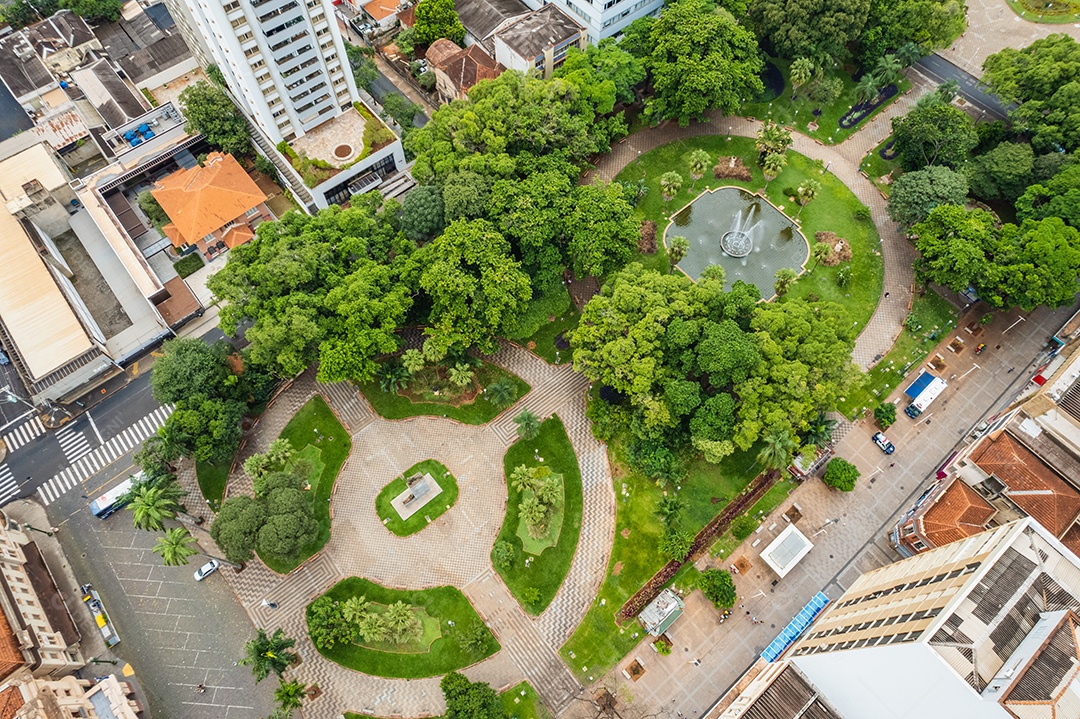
[919,477,997,547]
[118,34,192,86]
[761,524,813,578]
[0,604,22,684]
[1001,611,1080,712]
[739,664,842,719]
[98,100,186,160]
[68,58,149,129]
[639,588,684,636]
[430,44,503,94]
[455,0,529,41]
[0,143,71,214]
[494,4,583,61]
[0,11,98,99]
[289,106,370,167]
[363,0,400,21]
[152,152,266,247]
[971,432,1080,538]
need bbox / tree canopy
[886,165,969,225]
[823,457,861,491]
[1016,160,1080,228]
[643,0,764,126]
[412,0,465,45]
[892,102,978,170]
[178,81,250,157]
[982,34,1080,153]
[857,0,965,66]
[750,0,869,65]
[441,673,503,719]
[554,39,646,112]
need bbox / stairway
[247,119,317,211]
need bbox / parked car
[194,559,220,581]
[872,432,896,455]
[0,350,8,366]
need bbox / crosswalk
[0,464,16,506]
[36,405,173,506]
[56,423,93,464]
[1,417,45,452]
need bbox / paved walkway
[937,0,1078,76]
[206,342,612,718]
[590,72,931,369]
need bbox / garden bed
[308,577,499,678]
[259,395,352,573]
[358,362,530,424]
[375,459,460,536]
[492,417,583,614]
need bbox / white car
[194,559,220,581]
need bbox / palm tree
[854,75,879,105]
[274,679,307,712]
[896,41,923,68]
[656,494,683,523]
[519,494,548,536]
[755,121,792,157]
[804,412,838,447]
[774,268,799,297]
[762,152,787,193]
[385,601,420,643]
[486,378,516,408]
[342,595,369,625]
[790,57,815,92]
[357,611,388,643]
[240,628,299,683]
[266,438,294,466]
[659,171,683,211]
[534,473,562,505]
[377,362,409,394]
[401,348,425,375]
[244,453,272,481]
[667,235,689,268]
[810,241,832,272]
[152,527,199,566]
[448,363,474,388]
[510,464,537,493]
[128,480,184,532]
[936,79,959,103]
[756,429,798,477]
[687,149,710,191]
[796,179,820,219]
[513,409,541,440]
[873,54,903,89]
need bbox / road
[914,53,1012,119]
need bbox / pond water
[667,187,809,298]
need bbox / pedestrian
[889,463,895,468]
[884,292,890,299]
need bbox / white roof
[761,524,813,578]
[0,210,93,379]
[0,143,70,207]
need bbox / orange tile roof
[0,610,22,683]
[222,224,254,249]
[363,0,398,21]
[920,478,997,547]
[151,153,266,248]
[971,432,1080,538]
[431,44,503,94]
[426,38,461,68]
[397,3,415,26]
[0,686,22,719]
[1061,524,1080,558]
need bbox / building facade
[0,669,141,719]
[165,0,359,145]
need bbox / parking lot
[46,457,276,719]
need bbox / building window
[245,207,261,218]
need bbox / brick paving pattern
[207,343,611,718]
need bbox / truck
[904,371,948,418]
[88,472,143,518]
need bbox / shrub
[254,154,278,182]
[174,252,204,279]
[836,265,852,287]
[853,205,872,221]
[874,402,896,429]
[823,457,860,492]
[712,156,752,181]
[697,568,737,607]
[656,638,672,655]
[491,540,514,569]
[627,439,680,485]
[660,527,693,561]
[639,220,658,253]
[730,514,757,541]
[521,587,541,605]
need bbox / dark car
[872,432,895,455]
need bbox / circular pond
[667,187,809,297]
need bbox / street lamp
[2,392,33,411]
[22,524,56,537]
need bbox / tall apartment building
[719,518,1080,719]
[165,0,358,145]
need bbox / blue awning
[761,592,830,662]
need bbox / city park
[128,8,1080,717]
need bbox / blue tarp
[761,592,830,662]
[905,371,935,400]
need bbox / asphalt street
[914,53,1012,119]
[46,454,276,719]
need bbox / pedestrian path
[36,404,173,505]
[0,464,16,506]
[55,423,93,464]
[1,417,44,452]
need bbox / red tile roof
[0,686,23,719]
[430,44,503,95]
[222,224,255,249]
[0,611,22,683]
[363,0,398,21]
[920,478,997,548]
[397,3,415,26]
[971,432,1080,538]
[151,153,266,247]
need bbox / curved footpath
[185,342,613,719]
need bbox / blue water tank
[59,81,68,89]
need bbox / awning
[761,592,830,662]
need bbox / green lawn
[502,682,550,719]
[308,577,499,678]
[558,432,762,683]
[174,253,204,279]
[743,58,911,145]
[493,417,583,614]
[861,136,902,196]
[1004,0,1080,21]
[375,459,460,536]
[259,395,352,573]
[358,362,530,424]
[616,136,884,333]
[837,289,959,419]
[194,458,230,510]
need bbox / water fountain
[667,187,808,298]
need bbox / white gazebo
[760,524,813,578]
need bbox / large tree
[566,181,638,278]
[210,495,267,564]
[410,219,532,359]
[857,0,965,67]
[982,34,1080,153]
[178,81,250,157]
[400,185,445,241]
[750,0,870,65]
[886,165,969,225]
[441,673,503,719]
[487,171,572,290]
[1016,161,1080,228]
[643,0,764,126]
[163,395,247,462]
[554,39,646,111]
[892,102,978,170]
[911,204,996,294]
[965,142,1035,201]
[413,0,465,45]
[151,338,235,405]
[59,0,123,20]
